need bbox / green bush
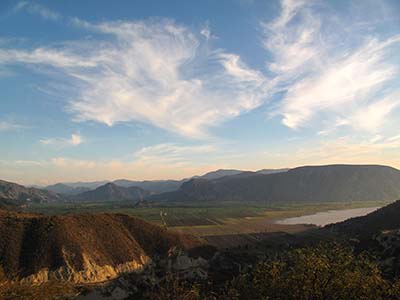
[229,243,400,300]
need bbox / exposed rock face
[0,210,210,284]
[74,248,216,300]
[21,253,150,284]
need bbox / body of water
[276,206,381,227]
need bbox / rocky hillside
[0,180,63,208]
[73,183,150,202]
[0,210,211,284]
[149,165,400,204]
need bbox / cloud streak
[40,133,84,146]
[0,121,25,132]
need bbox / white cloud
[263,0,400,133]
[51,157,96,168]
[40,133,84,146]
[200,23,216,40]
[14,1,60,20]
[134,143,216,165]
[219,53,265,84]
[349,93,400,132]
[386,134,400,143]
[0,19,268,138]
[263,0,319,75]
[14,160,42,166]
[3,2,400,140]
[200,25,211,40]
[0,48,97,68]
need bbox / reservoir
[276,206,381,227]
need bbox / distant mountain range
[112,179,185,193]
[42,168,289,195]
[148,165,400,204]
[73,182,149,202]
[44,183,91,195]
[2,165,399,206]
[0,179,63,208]
[199,168,290,180]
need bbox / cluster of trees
[143,243,400,300]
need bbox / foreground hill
[327,199,400,237]
[73,182,150,202]
[149,165,400,204]
[0,210,210,284]
[0,180,63,208]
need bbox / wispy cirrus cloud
[263,0,400,134]
[40,133,84,147]
[0,48,97,68]
[13,1,60,21]
[2,0,400,142]
[0,19,269,138]
[134,143,217,166]
[0,121,25,132]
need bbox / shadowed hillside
[149,165,400,204]
[327,199,400,236]
[0,210,209,284]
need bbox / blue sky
[0,0,400,185]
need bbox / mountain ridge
[72,182,150,202]
[0,179,63,208]
[148,164,400,204]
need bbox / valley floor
[25,200,389,249]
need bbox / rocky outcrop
[164,247,209,279]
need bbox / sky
[0,0,400,185]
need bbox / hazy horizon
[1,0,400,185]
